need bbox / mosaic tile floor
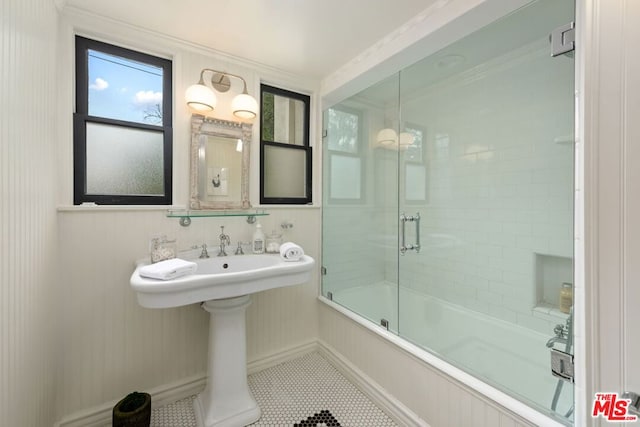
[150,351,397,427]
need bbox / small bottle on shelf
[559,282,573,314]
[252,223,265,254]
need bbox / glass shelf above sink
[167,209,269,226]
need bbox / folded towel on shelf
[279,242,304,262]
[139,258,197,280]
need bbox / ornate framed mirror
[190,115,252,209]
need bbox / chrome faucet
[217,226,231,256]
[199,243,210,259]
[234,241,244,255]
[546,334,568,348]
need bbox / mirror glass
[190,115,251,209]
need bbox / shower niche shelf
[167,209,269,226]
[534,253,572,319]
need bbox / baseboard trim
[54,339,425,427]
[247,339,319,374]
[54,374,207,427]
[317,339,430,427]
[54,340,318,427]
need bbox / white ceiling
[63,0,437,80]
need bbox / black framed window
[260,84,311,204]
[74,36,172,205]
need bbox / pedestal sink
[130,253,315,427]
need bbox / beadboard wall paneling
[54,8,321,421]
[56,207,320,418]
[0,0,59,426]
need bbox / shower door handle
[400,213,421,254]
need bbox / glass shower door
[321,74,401,332]
[396,0,575,423]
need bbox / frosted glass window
[74,36,172,205]
[86,123,164,195]
[260,84,311,204]
[263,146,307,198]
[330,155,361,199]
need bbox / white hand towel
[279,242,304,262]
[139,258,197,280]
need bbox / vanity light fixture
[185,68,258,119]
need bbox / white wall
[54,7,322,423]
[0,0,59,426]
[583,0,640,425]
[56,208,320,419]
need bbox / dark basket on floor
[112,391,151,427]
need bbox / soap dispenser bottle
[252,223,265,254]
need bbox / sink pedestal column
[194,295,261,427]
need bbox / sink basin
[131,253,315,308]
[131,251,315,426]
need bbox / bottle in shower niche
[252,222,265,254]
[559,282,573,314]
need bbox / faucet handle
[234,241,245,255]
[219,225,231,244]
[199,243,210,259]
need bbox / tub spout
[546,322,569,348]
[546,336,567,348]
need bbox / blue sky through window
[88,49,163,125]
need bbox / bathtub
[329,282,573,425]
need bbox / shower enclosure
[321,0,575,424]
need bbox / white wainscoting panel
[56,207,320,421]
[0,0,60,426]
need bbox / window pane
[327,108,359,153]
[262,93,305,145]
[88,49,164,125]
[86,122,164,195]
[404,126,424,161]
[330,155,361,199]
[405,163,426,201]
[263,145,307,198]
